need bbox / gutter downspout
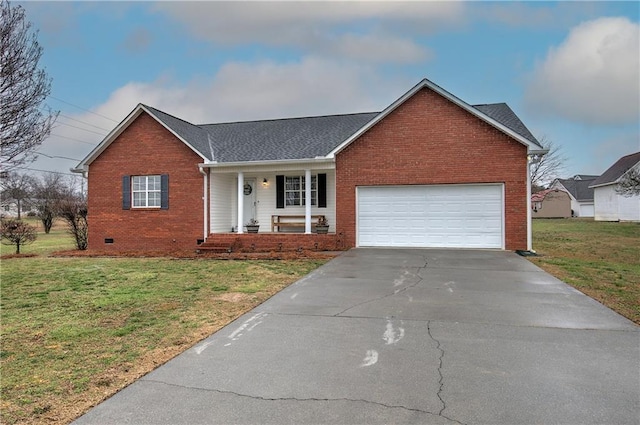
[198,166,208,241]
[527,161,532,251]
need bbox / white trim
[201,157,335,171]
[526,159,532,251]
[305,169,312,233]
[237,172,244,234]
[328,78,547,158]
[199,166,208,240]
[74,104,207,172]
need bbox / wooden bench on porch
[271,215,326,232]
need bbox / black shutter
[122,175,131,210]
[276,175,285,209]
[160,174,169,209]
[317,173,327,208]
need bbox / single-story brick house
[72,78,546,252]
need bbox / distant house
[550,175,598,217]
[531,189,572,218]
[590,152,640,222]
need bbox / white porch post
[305,169,312,234]
[237,171,244,234]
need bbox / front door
[243,179,256,224]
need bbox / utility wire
[50,133,99,146]
[59,113,112,132]
[15,166,79,176]
[48,95,119,123]
[55,121,108,136]
[34,152,82,162]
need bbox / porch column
[305,169,312,234]
[237,171,244,234]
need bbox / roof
[198,112,378,162]
[590,152,640,188]
[473,103,540,147]
[573,174,599,180]
[554,178,596,202]
[73,78,545,171]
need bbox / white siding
[594,186,619,221]
[210,173,235,232]
[594,185,640,221]
[619,192,640,221]
[209,170,336,233]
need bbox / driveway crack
[141,378,460,422]
[333,257,429,317]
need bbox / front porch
[197,232,345,253]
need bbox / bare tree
[31,172,70,233]
[1,0,58,169]
[529,137,566,190]
[0,171,35,219]
[1,218,36,254]
[58,195,87,250]
[616,167,640,197]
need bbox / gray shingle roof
[555,178,597,202]
[590,152,640,187]
[473,103,542,148]
[199,113,378,162]
[141,101,540,164]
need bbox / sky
[16,0,640,182]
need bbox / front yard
[1,218,637,424]
[0,225,327,424]
[529,219,640,324]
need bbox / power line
[14,166,79,176]
[35,152,82,162]
[55,121,108,136]
[59,113,112,132]
[49,132,98,146]
[48,95,119,123]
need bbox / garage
[357,184,504,249]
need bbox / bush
[1,219,37,254]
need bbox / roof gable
[553,178,596,202]
[328,78,546,157]
[590,151,640,188]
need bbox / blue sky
[18,1,640,181]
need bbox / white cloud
[152,1,462,64]
[33,57,412,174]
[525,17,640,125]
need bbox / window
[285,175,317,206]
[132,175,161,208]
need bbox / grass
[0,222,327,425]
[529,219,640,324]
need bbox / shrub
[1,219,37,254]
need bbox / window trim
[132,175,162,208]
[284,175,317,207]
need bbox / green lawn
[530,219,640,324]
[0,227,326,425]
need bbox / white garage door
[357,184,504,248]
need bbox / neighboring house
[590,152,640,222]
[531,189,572,218]
[550,175,598,217]
[72,78,546,252]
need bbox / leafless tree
[1,217,36,254]
[57,195,87,250]
[0,171,35,219]
[529,137,566,189]
[31,172,71,233]
[1,0,58,169]
[616,167,640,197]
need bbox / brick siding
[335,87,528,250]
[87,112,204,251]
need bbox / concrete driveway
[74,249,639,425]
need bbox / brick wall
[335,87,529,250]
[87,112,204,251]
